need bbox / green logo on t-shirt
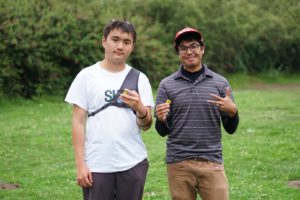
[104,90,119,103]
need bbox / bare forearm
[136,106,152,131]
[72,125,85,167]
[72,105,87,167]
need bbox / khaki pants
[167,159,229,200]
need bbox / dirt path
[0,182,20,189]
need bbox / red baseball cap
[174,27,203,43]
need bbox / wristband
[137,118,152,128]
[137,109,147,119]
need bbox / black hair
[103,19,137,44]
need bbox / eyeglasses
[178,43,201,54]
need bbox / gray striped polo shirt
[155,65,239,164]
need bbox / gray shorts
[83,159,148,200]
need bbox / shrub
[0,0,299,98]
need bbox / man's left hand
[207,87,238,117]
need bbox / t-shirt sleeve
[64,71,88,111]
[138,72,154,108]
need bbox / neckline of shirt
[97,61,131,76]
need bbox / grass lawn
[1,77,300,199]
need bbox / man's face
[178,40,204,70]
[102,28,134,64]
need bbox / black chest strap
[88,68,140,117]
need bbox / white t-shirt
[65,62,154,172]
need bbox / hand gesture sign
[207,87,238,117]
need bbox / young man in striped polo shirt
[155,27,239,200]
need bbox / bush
[0,0,102,98]
[0,0,299,98]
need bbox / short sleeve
[64,71,88,111]
[138,72,154,108]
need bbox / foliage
[0,0,300,98]
[0,0,105,98]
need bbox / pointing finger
[209,93,222,100]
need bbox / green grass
[1,81,300,199]
[226,73,300,89]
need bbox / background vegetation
[1,0,300,98]
[1,1,299,199]
[1,76,300,199]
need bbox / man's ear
[201,45,205,54]
[102,37,106,48]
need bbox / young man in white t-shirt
[65,19,154,200]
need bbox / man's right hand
[156,103,170,122]
[76,163,93,188]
